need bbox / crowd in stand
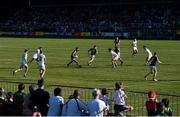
[0,79,173,116]
[0,4,179,34]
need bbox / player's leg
[67,59,74,67]
[119,57,123,65]
[112,59,116,68]
[153,67,158,81]
[145,56,148,65]
[88,56,95,66]
[144,66,153,80]
[13,65,23,75]
[24,65,28,77]
[73,59,80,66]
[41,69,46,78]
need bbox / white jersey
[132,40,137,47]
[110,50,119,60]
[32,49,40,59]
[144,48,152,60]
[113,89,126,106]
[21,53,28,65]
[87,99,107,117]
[38,53,46,67]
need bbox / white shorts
[39,64,46,70]
[113,56,119,61]
[90,55,96,60]
[132,47,138,51]
[150,65,157,71]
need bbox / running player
[13,49,28,77]
[114,47,123,65]
[108,48,119,68]
[67,47,81,67]
[38,50,46,79]
[143,45,152,65]
[88,45,98,66]
[29,47,42,63]
[132,38,138,56]
[144,52,162,81]
[114,37,120,48]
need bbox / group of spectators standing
[0,4,179,37]
[0,79,172,116]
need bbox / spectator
[162,98,173,116]
[30,79,50,116]
[6,92,14,115]
[47,87,64,116]
[87,88,107,117]
[113,82,133,116]
[146,90,158,116]
[61,94,74,116]
[0,88,8,115]
[22,84,36,116]
[66,89,88,116]
[12,83,26,115]
[100,88,111,113]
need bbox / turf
[0,37,180,95]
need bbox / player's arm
[25,54,28,63]
[44,56,47,64]
[88,49,91,55]
[157,56,162,64]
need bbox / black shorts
[114,104,128,112]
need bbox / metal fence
[0,81,179,116]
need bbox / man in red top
[146,90,158,116]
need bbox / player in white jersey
[13,49,28,77]
[29,47,42,63]
[114,47,123,65]
[108,48,119,68]
[38,50,46,78]
[143,45,153,65]
[132,38,138,56]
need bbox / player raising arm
[143,45,152,65]
[13,49,28,77]
[144,52,162,81]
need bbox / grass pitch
[0,37,180,95]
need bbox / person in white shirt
[143,45,153,65]
[66,90,87,116]
[29,47,42,63]
[38,50,46,78]
[87,88,107,117]
[108,48,119,68]
[113,82,133,115]
[100,88,111,113]
[47,87,64,116]
[132,38,138,56]
[13,49,28,77]
[114,47,123,65]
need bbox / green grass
[0,37,180,95]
